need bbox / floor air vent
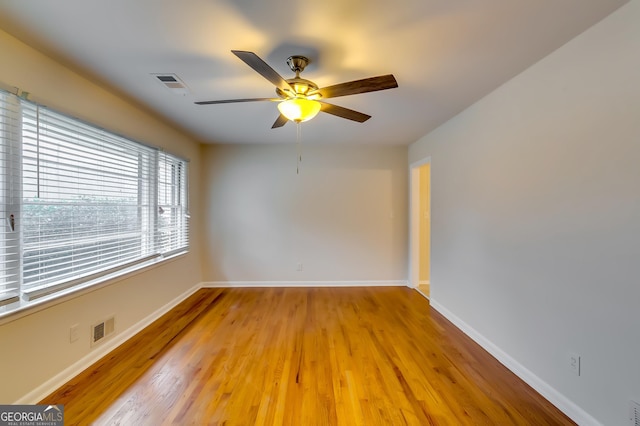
[91,316,115,347]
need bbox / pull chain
[296,122,303,174]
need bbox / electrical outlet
[69,324,79,343]
[296,262,303,272]
[569,353,581,376]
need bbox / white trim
[430,299,602,426]
[23,254,161,301]
[415,287,430,301]
[409,166,420,288]
[409,157,432,169]
[408,156,431,289]
[202,280,409,288]
[13,282,201,405]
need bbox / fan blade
[314,74,398,99]
[232,50,293,93]
[320,102,371,123]
[195,98,277,105]
[271,114,288,128]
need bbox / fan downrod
[287,55,310,76]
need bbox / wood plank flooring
[41,287,574,425]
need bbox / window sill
[0,250,188,326]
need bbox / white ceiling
[0,0,628,146]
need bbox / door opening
[410,159,431,298]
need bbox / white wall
[409,1,640,425]
[0,29,203,403]
[202,143,408,283]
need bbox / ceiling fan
[195,50,398,128]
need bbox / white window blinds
[157,152,189,255]
[0,92,21,306]
[0,91,189,309]
[20,102,158,297]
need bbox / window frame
[0,92,22,307]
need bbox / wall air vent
[91,315,115,347]
[152,73,190,96]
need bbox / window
[0,90,189,310]
[0,92,21,307]
[157,152,189,255]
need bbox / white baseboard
[429,299,602,426]
[14,283,201,405]
[415,288,430,301]
[202,280,409,288]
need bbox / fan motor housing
[276,78,320,99]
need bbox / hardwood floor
[41,287,574,425]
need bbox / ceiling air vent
[631,400,640,426]
[152,73,190,96]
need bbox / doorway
[410,159,431,298]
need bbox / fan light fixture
[195,51,399,128]
[277,98,321,123]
